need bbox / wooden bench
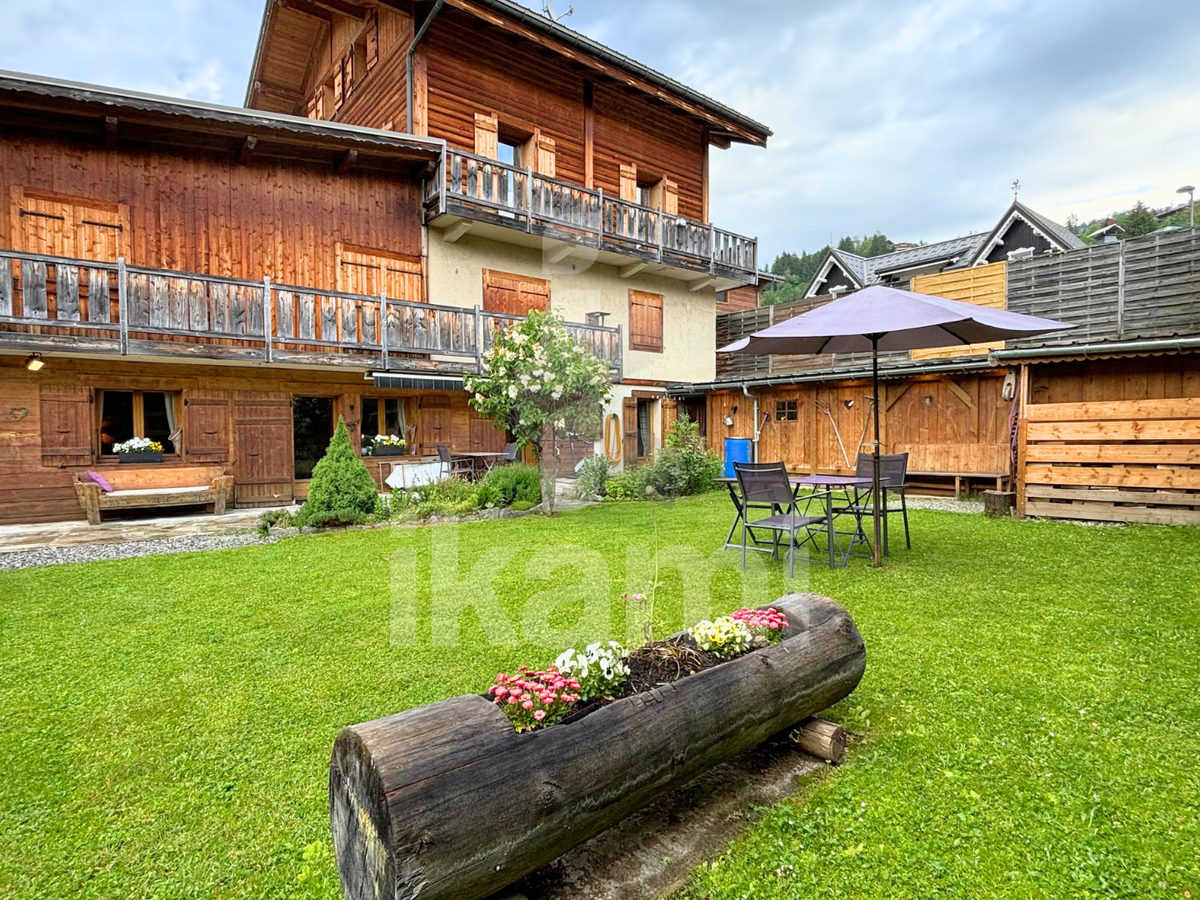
[73,466,235,525]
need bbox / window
[98,390,180,455]
[775,400,798,422]
[362,398,408,445]
[497,139,522,168]
[292,397,334,480]
[636,398,655,459]
[628,290,664,353]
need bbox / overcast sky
[3,0,1198,263]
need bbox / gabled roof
[965,200,1086,266]
[805,233,987,297]
[245,0,771,147]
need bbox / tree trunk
[790,717,848,763]
[329,593,866,900]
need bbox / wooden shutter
[333,65,345,108]
[622,397,638,466]
[184,395,230,463]
[338,247,424,302]
[662,398,678,438]
[482,269,550,315]
[74,204,121,262]
[619,164,638,202]
[39,384,94,467]
[365,10,379,68]
[536,134,556,177]
[661,177,679,215]
[628,290,664,352]
[474,112,499,159]
[17,196,72,256]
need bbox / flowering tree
[465,310,612,515]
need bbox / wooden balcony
[0,249,623,378]
[425,148,759,287]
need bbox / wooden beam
[104,116,118,149]
[884,381,914,412]
[939,376,975,409]
[253,79,305,103]
[443,220,473,243]
[277,0,333,20]
[237,135,258,164]
[689,276,717,292]
[308,0,366,17]
[619,261,649,279]
[335,149,358,175]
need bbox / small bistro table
[719,474,875,570]
[456,451,507,477]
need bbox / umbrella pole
[871,336,882,568]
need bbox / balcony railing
[426,148,758,283]
[0,249,623,378]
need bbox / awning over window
[370,373,466,392]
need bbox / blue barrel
[723,437,753,479]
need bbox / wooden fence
[1006,227,1200,346]
[910,262,1007,360]
[1019,397,1200,525]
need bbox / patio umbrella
[718,285,1075,567]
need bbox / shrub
[646,414,722,498]
[410,476,481,519]
[573,455,610,499]
[476,463,541,508]
[256,507,296,536]
[604,464,651,501]
[295,417,378,527]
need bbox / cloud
[3,0,1197,264]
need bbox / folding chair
[437,444,474,479]
[851,452,911,555]
[733,461,829,579]
[500,442,519,464]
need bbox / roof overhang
[0,69,443,173]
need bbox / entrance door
[233,395,293,507]
[292,397,334,481]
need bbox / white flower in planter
[112,437,163,454]
[555,641,629,700]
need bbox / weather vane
[1012,179,1021,200]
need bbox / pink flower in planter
[534,710,546,721]
[507,696,518,706]
[494,687,507,698]
[522,700,534,710]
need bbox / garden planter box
[368,446,406,457]
[116,450,163,464]
[329,592,866,900]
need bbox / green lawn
[1,497,1197,899]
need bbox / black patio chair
[733,461,829,579]
[852,452,911,555]
[437,444,474,479]
[500,442,519,464]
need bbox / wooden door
[482,269,551,316]
[39,384,94,467]
[233,395,293,507]
[419,398,451,454]
[183,394,230,463]
[622,396,638,466]
[15,193,122,261]
[469,410,506,453]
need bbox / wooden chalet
[0,0,771,524]
[690,227,1200,524]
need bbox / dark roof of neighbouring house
[805,201,1086,297]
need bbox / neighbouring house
[0,0,769,524]
[686,226,1200,522]
[716,272,781,313]
[804,200,1086,298]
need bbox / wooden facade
[0,354,505,524]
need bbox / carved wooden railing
[0,249,622,377]
[431,148,758,281]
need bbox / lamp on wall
[24,354,44,372]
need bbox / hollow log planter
[329,592,866,900]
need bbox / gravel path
[904,495,984,514]
[0,532,272,572]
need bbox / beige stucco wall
[426,231,717,468]
[426,232,718,385]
